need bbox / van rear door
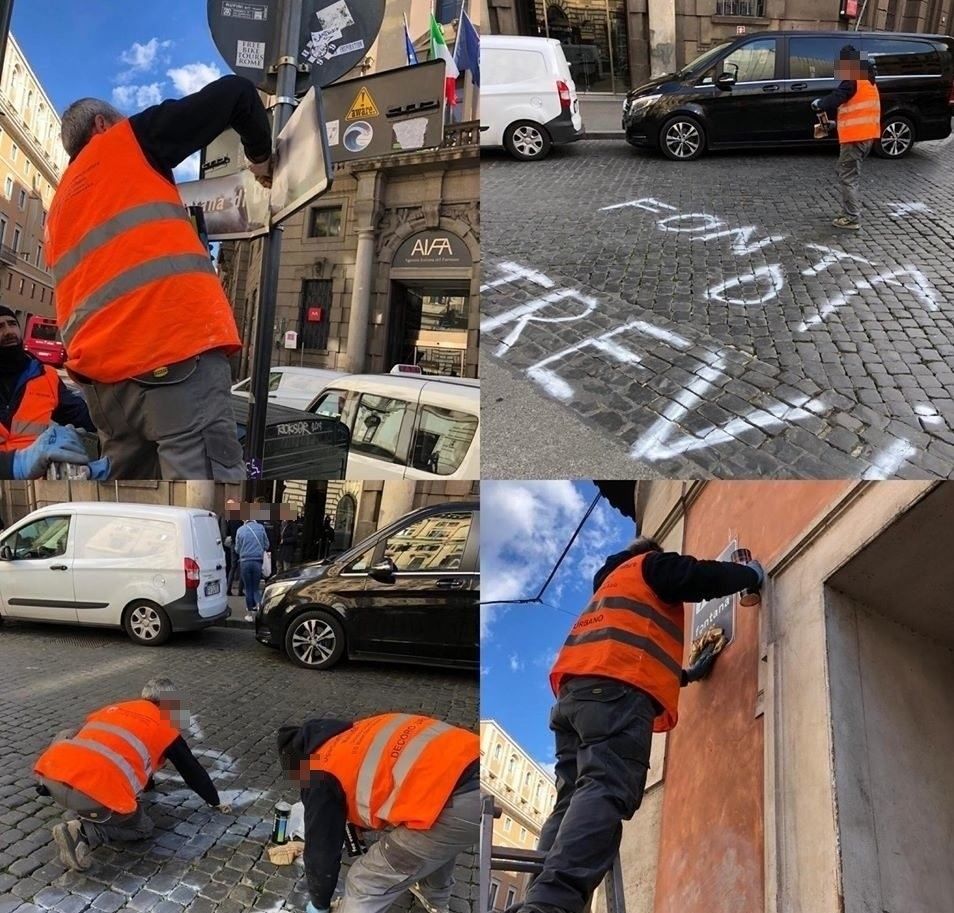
[191,514,228,618]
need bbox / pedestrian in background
[278,512,300,573]
[317,514,335,559]
[812,45,881,231]
[235,506,270,623]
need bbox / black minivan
[255,501,479,671]
[623,31,954,160]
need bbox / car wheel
[876,116,915,158]
[123,601,171,646]
[503,121,552,161]
[659,115,706,161]
[284,610,346,670]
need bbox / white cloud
[173,152,201,184]
[167,62,223,96]
[112,83,164,111]
[508,654,524,673]
[119,38,173,77]
[481,482,637,640]
[536,760,557,780]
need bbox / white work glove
[248,153,275,189]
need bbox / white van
[0,503,228,645]
[481,35,584,160]
[306,374,479,480]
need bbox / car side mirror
[0,545,13,561]
[368,558,397,582]
[716,72,736,90]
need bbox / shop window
[409,405,478,476]
[299,279,331,349]
[351,394,410,465]
[307,206,342,238]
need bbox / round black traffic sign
[209,0,386,91]
[297,0,385,88]
[208,0,278,91]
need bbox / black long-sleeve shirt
[163,736,220,806]
[593,549,760,604]
[816,79,858,116]
[126,75,272,184]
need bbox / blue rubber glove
[87,457,111,481]
[746,559,765,588]
[12,424,91,480]
[306,903,329,913]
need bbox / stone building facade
[480,718,557,911]
[483,0,954,90]
[0,33,66,318]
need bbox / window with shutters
[299,279,332,349]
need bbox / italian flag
[429,14,459,106]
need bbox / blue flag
[454,10,480,86]
[404,20,419,66]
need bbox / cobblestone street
[482,136,954,478]
[0,624,478,913]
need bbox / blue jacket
[235,521,269,562]
[0,356,95,433]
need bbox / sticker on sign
[347,87,379,120]
[236,39,266,69]
[222,1,268,20]
[326,119,340,146]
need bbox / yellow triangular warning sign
[346,87,379,120]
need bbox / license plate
[205,581,220,596]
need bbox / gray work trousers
[837,140,874,220]
[528,677,656,913]
[338,783,479,913]
[39,776,154,849]
[83,350,245,480]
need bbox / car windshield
[680,41,732,76]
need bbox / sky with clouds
[11,1,232,182]
[481,481,637,774]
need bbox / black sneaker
[52,820,92,871]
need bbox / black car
[255,501,479,671]
[623,30,954,160]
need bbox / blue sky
[481,481,637,773]
[12,1,230,180]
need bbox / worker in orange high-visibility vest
[812,45,881,231]
[0,305,102,479]
[46,76,275,480]
[513,537,763,913]
[33,678,231,871]
[277,714,479,913]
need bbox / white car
[480,35,584,160]
[231,366,346,410]
[307,374,479,480]
[0,503,228,646]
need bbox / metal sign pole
[245,0,303,473]
[0,0,15,76]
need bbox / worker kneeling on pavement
[46,75,274,480]
[33,677,230,870]
[517,538,764,913]
[277,713,480,913]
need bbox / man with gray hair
[33,677,230,871]
[45,76,273,480]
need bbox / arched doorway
[334,495,356,553]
